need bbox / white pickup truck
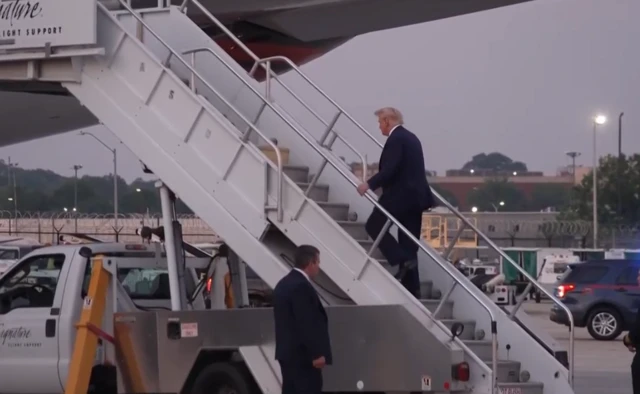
[0,242,216,394]
[0,244,43,275]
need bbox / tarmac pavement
[523,301,633,394]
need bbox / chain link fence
[0,211,220,244]
[458,217,638,249]
[0,211,635,249]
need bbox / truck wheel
[191,362,255,394]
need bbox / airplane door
[0,253,69,393]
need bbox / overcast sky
[0,0,636,182]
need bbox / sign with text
[0,0,97,50]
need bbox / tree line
[2,152,636,226]
[435,152,640,226]
[0,160,191,214]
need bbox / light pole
[79,131,119,229]
[618,112,624,219]
[7,158,18,232]
[490,201,505,212]
[592,115,607,248]
[72,164,83,232]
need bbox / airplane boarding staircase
[0,2,576,393]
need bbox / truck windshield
[0,249,19,260]
[118,268,174,299]
[83,265,196,300]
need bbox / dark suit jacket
[273,270,332,366]
[627,301,640,347]
[367,126,435,211]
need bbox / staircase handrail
[254,55,576,384]
[178,0,573,385]
[111,0,284,224]
[173,0,498,386]
[182,47,368,180]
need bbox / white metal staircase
[0,1,576,393]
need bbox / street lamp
[471,206,478,213]
[72,165,83,232]
[136,188,141,192]
[79,131,119,230]
[618,112,624,218]
[490,201,505,212]
[592,114,607,248]
[7,160,18,232]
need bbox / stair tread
[283,164,309,170]
[296,182,329,189]
[336,221,365,226]
[420,299,452,304]
[463,339,492,344]
[317,201,349,208]
[439,318,476,324]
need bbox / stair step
[495,360,521,383]
[337,221,368,239]
[463,339,493,361]
[295,182,329,202]
[420,299,453,319]
[497,381,544,394]
[260,145,291,166]
[420,280,433,299]
[439,319,476,340]
[317,202,349,221]
[283,165,309,183]
[356,239,384,260]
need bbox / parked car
[549,259,640,340]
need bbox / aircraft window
[0,254,65,314]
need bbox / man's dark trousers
[274,269,331,394]
[280,361,323,394]
[364,125,433,298]
[366,200,422,297]
[632,354,640,393]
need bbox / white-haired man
[356,107,435,297]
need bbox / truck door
[0,252,70,393]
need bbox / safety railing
[112,0,284,223]
[111,0,583,390]
[170,0,497,388]
[259,54,575,383]
[181,47,368,185]
[175,1,574,384]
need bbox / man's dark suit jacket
[273,270,332,366]
[367,126,435,212]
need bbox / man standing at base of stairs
[357,107,435,298]
[623,267,640,393]
[273,245,333,394]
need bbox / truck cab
[0,244,43,275]
[0,242,213,394]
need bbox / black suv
[550,259,640,340]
